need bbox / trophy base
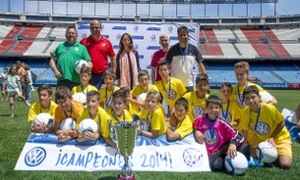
[117,174,136,180]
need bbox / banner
[75,21,199,72]
[15,133,211,172]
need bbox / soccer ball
[224,152,248,175]
[75,60,88,74]
[60,118,76,131]
[256,141,278,163]
[137,93,147,102]
[259,91,273,103]
[72,92,87,104]
[33,113,53,127]
[78,118,98,134]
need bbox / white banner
[75,21,199,71]
[15,133,210,172]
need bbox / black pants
[57,79,79,91]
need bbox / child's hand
[83,131,97,140]
[67,129,78,138]
[266,138,276,147]
[227,144,237,158]
[194,130,205,144]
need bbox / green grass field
[0,89,300,180]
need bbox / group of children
[26,60,292,171]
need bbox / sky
[0,0,299,18]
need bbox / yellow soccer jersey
[138,107,166,136]
[72,84,98,95]
[27,101,58,122]
[240,103,290,146]
[54,100,84,123]
[76,106,110,136]
[99,86,120,113]
[183,91,209,121]
[220,100,241,125]
[131,84,158,113]
[155,77,186,108]
[101,109,133,138]
[230,82,265,108]
[174,116,193,139]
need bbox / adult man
[165,26,206,92]
[150,34,170,84]
[80,19,116,89]
[49,25,92,90]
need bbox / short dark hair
[86,90,100,101]
[206,95,222,108]
[243,85,259,98]
[175,97,189,110]
[157,60,171,69]
[177,25,189,34]
[138,69,150,79]
[220,82,232,90]
[112,89,128,104]
[196,73,209,84]
[55,86,72,100]
[37,84,53,96]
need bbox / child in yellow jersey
[76,90,110,142]
[137,90,166,138]
[230,61,277,109]
[28,84,58,133]
[219,82,241,129]
[183,73,209,121]
[167,97,192,141]
[99,70,120,113]
[103,89,133,148]
[130,70,158,112]
[241,86,292,169]
[71,65,97,105]
[53,86,84,142]
[155,60,186,111]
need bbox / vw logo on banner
[24,147,47,167]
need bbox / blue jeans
[90,72,105,90]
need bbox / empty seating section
[269,43,291,57]
[49,27,66,39]
[265,29,279,41]
[273,71,300,83]
[282,44,300,56]
[36,26,51,39]
[219,44,239,57]
[24,41,50,56]
[46,41,64,54]
[0,25,14,37]
[19,26,43,39]
[204,29,218,43]
[241,28,266,42]
[271,28,300,41]
[213,29,235,42]
[10,41,33,54]
[207,70,236,83]
[251,43,274,57]
[234,29,248,42]
[0,39,16,53]
[235,44,257,57]
[204,44,224,56]
[250,71,282,83]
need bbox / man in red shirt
[80,19,116,89]
[150,34,169,84]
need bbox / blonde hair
[146,89,161,102]
[234,61,250,74]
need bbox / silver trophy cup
[115,121,137,180]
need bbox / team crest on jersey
[220,111,232,123]
[192,106,205,118]
[166,89,176,100]
[109,121,118,144]
[255,121,270,135]
[204,129,218,146]
[237,95,246,108]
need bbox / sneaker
[11,114,15,117]
[248,156,264,168]
[26,102,31,107]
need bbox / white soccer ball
[225,152,248,175]
[75,60,88,74]
[137,93,147,102]
[33,113,53,127]
[72,92,87,104]
[78,118,98,134]
[256,141,278,163]
[259,91,273,103]
[60,118,76,131]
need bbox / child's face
[207,103,221,120]
[174,104,187,122]
[87,95,99,111]
[104,75,115,88]
[235,68,248,85]
[39,90,51,108]
[196,80,209,95]
[220,86,232,100]
[146,95,159,113]
[138,75,149,89]
[158,65,170,79]
[111,97,126,116]
[10,66,17,75]
[57,98,72,111]
[80,73,91,86]
[121,35,131,47]
[244,92,261,110]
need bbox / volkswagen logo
[24,147,47,167]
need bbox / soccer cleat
[248,156,264,168]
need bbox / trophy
[115,121,137,180]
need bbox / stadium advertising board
[15,133,211,172]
